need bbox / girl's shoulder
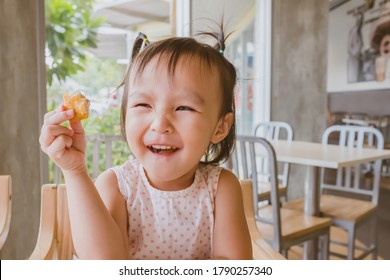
[112,157,139,174]
[197,164,237,197]
[197,163,237,182]
[197,163,222,176]
[110,158,141,199]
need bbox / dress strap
[110,166,129,199]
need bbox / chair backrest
[321,125,384,204]
[232,135,282,246]
[29,184,75,260]
[254,121,294,141]
[0,175,12,250]
[254,121,293,187]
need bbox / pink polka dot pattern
[111,159,222,260]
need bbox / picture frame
[327,0,390,92]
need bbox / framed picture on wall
[327,0,390,92]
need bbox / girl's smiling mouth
[147,145,179,154]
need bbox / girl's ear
[211,113,234,144]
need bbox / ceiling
[94,0,170,30]
[90,0,171,61]
[89,0,255,61]
[90,0,345,61]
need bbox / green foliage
[71,55,126,96]
[46,55,126,110]
[83,107,122,135]
[45,0,104,85]
[83,107,131,177]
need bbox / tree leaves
[45,0,104,85]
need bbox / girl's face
[379,34,390,58]
[125,55,232,190]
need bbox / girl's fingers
[69,119,85,134]
[44,107,74,125]
[40,105,87,159]
[39,125,74,149]
[44,135,73,160]
[43,104,66,121]
[68,120,86,153]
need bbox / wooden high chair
[30,182,285,260]
[29,184,75,259]
[240,180,285,260]
[0,175,12,250]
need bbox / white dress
[111,159,222,259]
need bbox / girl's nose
[150,113,173,134]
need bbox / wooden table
[268,140,390,258]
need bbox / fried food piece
[63,91,90,121]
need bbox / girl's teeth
[152,145,175,150]
[148,145,178,153]
[152,145,172,150]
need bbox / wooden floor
[287,227,383,260]
[368,176,390,259]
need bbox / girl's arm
[211,169,252,260]
[64,169,129,259]
[40,106,129,259]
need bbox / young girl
[39,30,252,260]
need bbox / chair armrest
[29,185,57,260]
[252,237,285,260]
[240,179,285,260]
[0,175,12,250]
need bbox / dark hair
[371,20,390,51]
[120,31,236,164]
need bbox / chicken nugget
[63,91,90,121]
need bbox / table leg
[303,166,321,259]
[304,166,320,215]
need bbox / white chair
[233,136,331,259]
[284,125,384,259]
[342,114,390,176]
[0,175,12,250]
[251,121,293,202]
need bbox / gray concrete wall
[0,0,46,259]
[271,0,328,198]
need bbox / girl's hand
[40,105,87,175]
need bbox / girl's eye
[135,103,151,108]
[176,106,195,111]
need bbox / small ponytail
[131,32,151,61]
[196,20,233,56]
